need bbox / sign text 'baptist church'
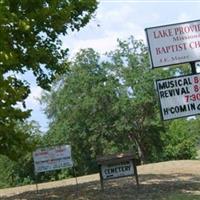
[146,20,200,68]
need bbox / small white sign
[33,145,73,173]
[145,20,200,68]
[101,161,134,180]
[156,74,200,120]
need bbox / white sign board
[101,161,134,180]
[145,20,200,68]
[33,145,73,173]
[156,74,200,120]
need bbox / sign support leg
[35,173,39,194]
[133,160,139,188]
[99,165,104,191]
[73,167,79,196]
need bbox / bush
[162,119,198,160]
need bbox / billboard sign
[101,161,134,180]
[156,73,200,120]
[33,145,73,173]
[145,20,200,68]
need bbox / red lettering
[194,85,199,92]
[194,76,199,84]
[189,41,200,49]
[153,29,173,39]
[185,95,189,102]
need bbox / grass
[197,149,200,159]
[0,160,200,200]
[164,193,200,200]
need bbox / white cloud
[62,3,145,56]
[177,13,191,22]
[26,86,43,109]
[26,86,49,132]
[97,4,135,25]
[70,37,116,55]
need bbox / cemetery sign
[101,160,134,180]
[97,152,139,190]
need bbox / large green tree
[0,0,98,159]
[104,38,165,163]
[42,38,170,175]
[42,37,200,176]
[43,48,121,174]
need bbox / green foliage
[0,0,98,159]
[105,37,167,163]
[0,120,42,188]
[1,36,199,188]
[162,119,199,160]
[0,155,13,188]
[0,0,98,87]
[43,48,121,175]
[42,37,168,175]
[41,37,200,177]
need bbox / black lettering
[163,103,196,116]
[110,168,115,173]
[158,82,168,90]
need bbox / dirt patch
[0,160,200,200]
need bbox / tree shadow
[1,173,200,200]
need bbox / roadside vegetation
[0,3,200,200]
[0,37,199,188]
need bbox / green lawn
[165,193,200,200]
[0,160,200,200]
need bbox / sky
[26,0,200,132]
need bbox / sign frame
[155,73,200,120]
[33,144,78,194]
[96,152,139,191]
[145,19,200,68]
[100,160,135,180]
[33,144,73,174]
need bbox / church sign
[33,145,73,173]
[145,20,200,68]
[156,73,200,120]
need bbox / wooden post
[73,167,79,196]
[35,173,39,194]
[99,165,104,191]
[97,152,139,191]
[133,160,139,188]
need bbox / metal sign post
[190,62,197,74]
[34,172,39,194]
[73,166,79,196]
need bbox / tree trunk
[129,133,146,165]
[134,138,146,164]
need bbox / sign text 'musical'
[156,73,200,120]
